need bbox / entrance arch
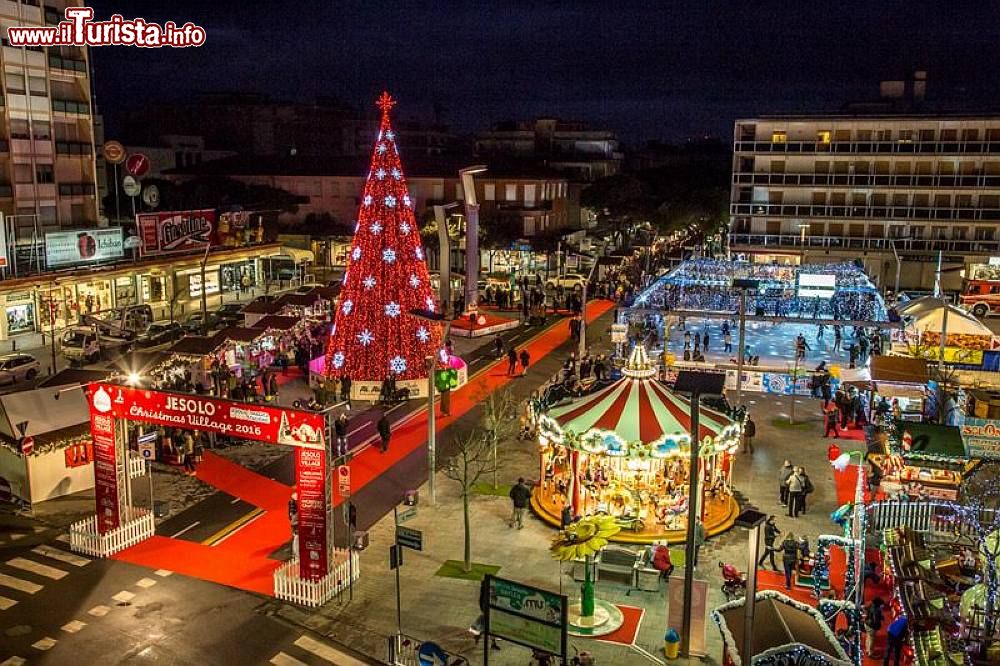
[71,381,355,606]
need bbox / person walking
[833,325,842,352]
[779,460,794,506]
[334,411,349,456]
[787,466,805,518]
[471,576,501,650]
[377,413,391,453]
[781,532,799,590]
[742,416,756,453]
[702,329,709,351]
[723,330,732,353]
[823,403,840,438]
[182,431,197,475]
[507,346,518,376]
[798,466,814,514]
[508,478,532,529]
[692,519,706,568]
[864,596,886,658]
[757,516,781,571]
[493,334,504,359]
[519,349,530,377]
[883,615,908,666]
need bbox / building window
[5,73,25,94]
[816,131,831,144]
[961,129,980,142]
[432,183,444,200]
[38,204,57,225]
[28,76,47,97]
[505,184,517,202]
[484,183,495,201]
[10,119,30,140]
[897,130,913,143]
[312,180,322,197]
[875,129,892,142]
[329,182,340,197]
[36,164,55,184]
[770,131,787,144]
[524,184,536,207]
[32,120,50,140]
[13,164,33,183]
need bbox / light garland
[324,91,441,381]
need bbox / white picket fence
[69,506,155,557]
[868,500,996,541]
[128,453,145,480]
[273,548,359,607]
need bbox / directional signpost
[395,525,423,552]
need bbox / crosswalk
[0,539,91,612]
[269,634,372,666]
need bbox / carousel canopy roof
[547,375,734,444]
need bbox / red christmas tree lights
[325,92,442,382]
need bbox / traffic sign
[142,184,160,208]
[103,140,126,165]
[20,436,34,456]
[395,525,423,551]
[126,153,150,178]
[337,464,350,495]
[122,175,140,197]
[138,432,156,461]
[389,544,403,570]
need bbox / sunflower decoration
[550,514,622,561]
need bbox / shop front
[877,421,979,501]
[220,260,258,294]
[2,291,37,338]
[77,279,113,316]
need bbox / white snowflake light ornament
[389,356,407,374]
[385,302,401,318]
[383,248,397,263]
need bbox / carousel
[531,345,743,544]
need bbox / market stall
[893,299,996,365]
[877,422,979,501]
[711,590,851,666]
[870,355,932,421]
[531,345,741,544]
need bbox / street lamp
[732,279,759,408]
[734,509,767,665]
[798,223,809,267]
[432,202,461,319]
[459,165,487,315]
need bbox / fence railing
[69,505,155,558]
[273,548,359,608]
[867,500,996,540]
[127,453,145,480]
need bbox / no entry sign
[125,152,150,178]
[337,465,350,495]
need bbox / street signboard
[395,525,422,551]
[45,228,124,268]
[138,432,156,461]
[137,209,216,256]
[103,140,126,165]
[125,152,150,178]
[142,184,160,208]
[389,544,403,570]
[486,575,567,657]
[20,436,34,456]
[122,175,140,197]
[337,464,350,495]
[123,235,142,250]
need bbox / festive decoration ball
[477,315,487,326]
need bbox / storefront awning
[276,247,314,264]
[895,421,968,461]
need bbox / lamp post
[732,279,759,408]
[799,223,809,267]
[433,203,460,319]
[425,355,436,505]
[578,260,599,359]
[735,509,767,666]
[460,165,487,315]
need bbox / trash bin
[664,628,680,659]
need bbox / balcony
[734,140,1000,156]
[730,202,1000,222]
[58,182,96,196]
[728,233,1000,257]
[48,54,87,74]
[51,98,90,115]
[55,141,93,156]
[732,172,1000,189]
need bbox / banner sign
[295,446,329,580]
[762,372,812,396]
[486,575,567,656]
[45,228,124,268]
[137,209,216,256]
[88,383,325,450]
[88,385,120,534]
[960,417,1000,460]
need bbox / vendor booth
[712,591,851,666]
[531,345,741,544]
[877,422,979,501]
[870,355,932,421]
[893,298,996,365]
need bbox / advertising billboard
[45,228,124,268]
[486,575,567,657]
[797,273,836,299]
[88,385,120,534]
[137,209,216,256]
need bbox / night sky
[88,1,1000,144]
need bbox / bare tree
[479,388,519,489]
[443,428,499,573]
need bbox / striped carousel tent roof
[547,377,734,444]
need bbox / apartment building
[165,154,571,238]
[0,0,99,241]
[729,115,1000,291]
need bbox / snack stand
[870,356,932,422]
[877,422,979,501]
[531,345,742,544]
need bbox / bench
[596,545,642,586]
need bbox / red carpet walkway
[114,300,616,595]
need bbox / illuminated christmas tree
[325,92,441,382]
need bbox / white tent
[909,304,993,337]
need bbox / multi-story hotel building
[729,114,1000,291]
[0,0,100,241]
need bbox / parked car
[0,353,40,385]
[545,273,586,291]
[216,303,245,327]
[249,294,277,306]
[134,322,183,349]
[182,311,221,333]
